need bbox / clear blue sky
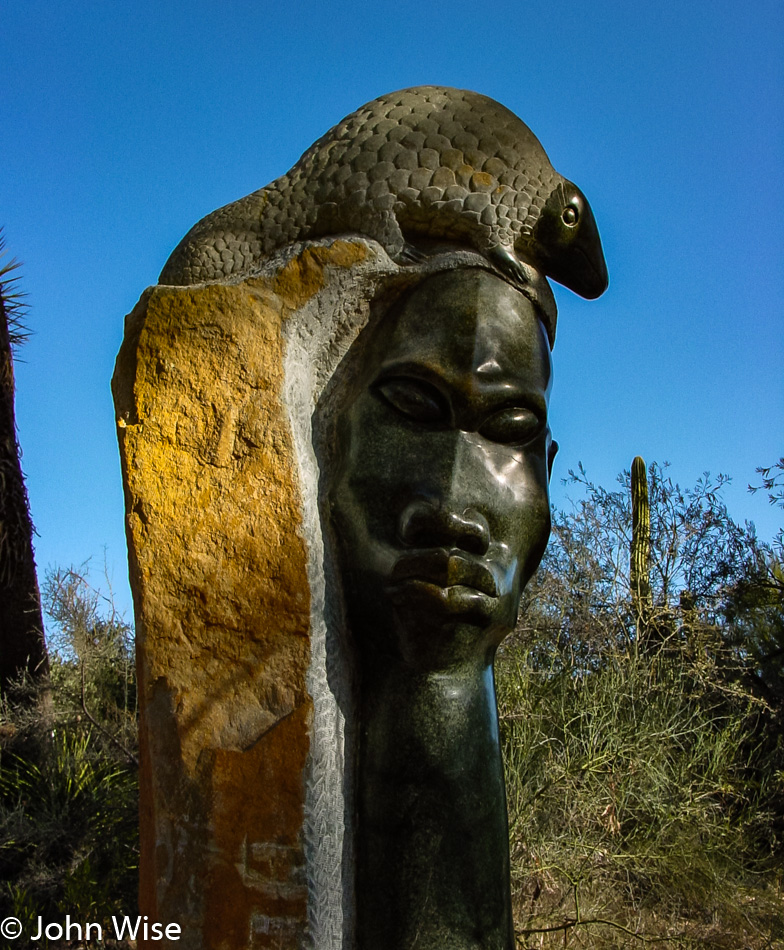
[3,0,782,624]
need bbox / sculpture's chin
[365,580,518,671]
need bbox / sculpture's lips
[388,550,499,598]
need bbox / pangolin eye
[562,205,579,227]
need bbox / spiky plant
[0,229,48,695]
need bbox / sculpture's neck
[356,651,515,950]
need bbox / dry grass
[497,646,784,949]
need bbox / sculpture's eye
[375,377,446,424]
[562,204,579,227]
[479,407,542,446]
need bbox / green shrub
[0,567,138,938]
[497,464,784,948]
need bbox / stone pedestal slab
[113,241,378,949]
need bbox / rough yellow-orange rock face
[112,245,367,948]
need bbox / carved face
[328,269,556,670]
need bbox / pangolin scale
[159,86,608,299]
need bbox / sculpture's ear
[548,438,559,481]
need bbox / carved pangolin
[159,86,608,299]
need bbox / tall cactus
[630,456,653,646]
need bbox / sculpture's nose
[398,500,490,556]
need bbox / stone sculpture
[328,267,556,949]
[159,86,607,305]
[114,86,606,950]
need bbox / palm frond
[0,228,31,349]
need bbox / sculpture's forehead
[380,270,552,392]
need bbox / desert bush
[498,463,784,948]
[0,567,138,938]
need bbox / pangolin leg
[393,243,429,264]
[487,244,539,293]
